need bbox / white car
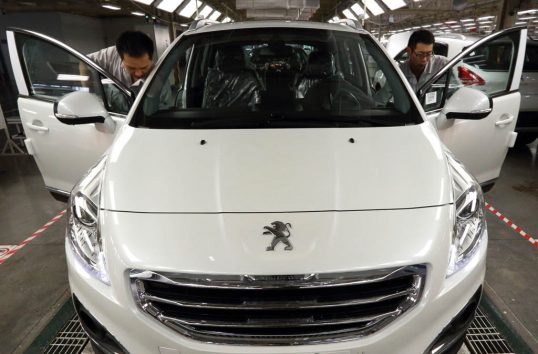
[7,22,526,354]
[390,31,538,144]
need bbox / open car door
[6,28,133,199]
[418,26,527,189]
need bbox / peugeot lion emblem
[262,221,293,251]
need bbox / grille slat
[130,265,426,345]
[160,309,399,328]
[142,287,415,310]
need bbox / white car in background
[389,31,538,144]
[7,22,526,354]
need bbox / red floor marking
[485,202,538,248]
[0,210,67,265]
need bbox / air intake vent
[130,265,426,345]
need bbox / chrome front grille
[130,265,426,345]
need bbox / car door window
[15,33,129,115]
[420,31,519,111]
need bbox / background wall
[101,18,170,60]
[59,13,105,53]
[153,23,172,60]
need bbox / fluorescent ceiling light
[350,4,369,19]
[133,0,155,4]
[460,18,474,22]
[515,21,527,25]
[381,0,406,10]
[131,11,145,16]
[364,0,384,16]
[519,16,536,20]
[464,23,476,27]
[208,10,221,20]
[102,4,121,10]
[178,0,199,18]
[332,16,340,21]
[478,20,492,24]
[477,15,494,21]
[222,17,232,23]
[199,5,213,18]
[444,20,457,24]
[158,0,185,13]
[57,74,89,81]
[342,9,358,20]
[517,9,537,15]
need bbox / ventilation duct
[237,0,320,19]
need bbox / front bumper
[424,286,482,354]
[73,285,483,354]
[73,295,127,354]
[67,206,487,354]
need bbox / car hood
[101,123,452,213]
[102,206,454,275]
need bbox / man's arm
[86,46,117,74]
[79,47,114,87]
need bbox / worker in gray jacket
[88,30,154,88]
[87,31,172,110]
[399,29,449,92]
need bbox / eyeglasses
[413,50,434,59]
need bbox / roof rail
[188,18,220,30]
[332,19,363,30]
[433,33,467,40]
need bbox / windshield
[133,27,421,129]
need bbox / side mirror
[54,91,108,125]
[441,87,492,120]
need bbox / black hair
[407,29,435,49]
[115,31,154,59]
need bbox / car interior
[152,32,387,117]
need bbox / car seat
[202,46,262,109]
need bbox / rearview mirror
[372,70,386,92]
[54,91,108,125]
[441,87,492,120]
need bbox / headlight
[446,151,486,277]
[67,156,109,284]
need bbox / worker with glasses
[400,29,449,92]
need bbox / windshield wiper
[279,114,396,127]
[188,114,376,129]
[143,110,409,129]
[271,110,412,127]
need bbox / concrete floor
[0,143,536,354]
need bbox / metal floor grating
[465,307,515,354]
[42,307,515,354]
[44,314,89,354]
